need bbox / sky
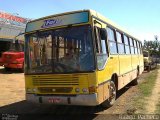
[0,0,160,42]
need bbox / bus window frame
[129,37,135,54]
[94,25,109,70]
[133,39,138,54]
[116,31,125,55]
[107,27,118,55]
[123,34,131,54]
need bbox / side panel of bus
[93,19,120,104]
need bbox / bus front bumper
[26,93,99,106]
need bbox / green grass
[138,70,158,97]
[132,66,159,113]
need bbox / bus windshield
[25,25,95,74]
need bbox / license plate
[48,98,61,103]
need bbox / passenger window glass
[125,46,130,54]
[116,31,125,54]
[107,27,115,41]
[129,38,133,46]
[118,44,125,54]
[130,47,134,54]
[107,27,117,54]
[139,43,142,54]
[137,42,140,54]
[124,35,129,45]
[109,42,117,54]
[129,38,134,54]
[124,35,130,54]
[133,40,137,54]
[134,40,137,47]
[116,32,122,43]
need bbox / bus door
[94,20,110,103]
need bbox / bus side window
[139,42,142,54]
[107,27,118,54]
[133,39,137,54]
[95,27,108,69]
[116,31,125,54]
[137,41,140,54]
[129,38,134,54]
[133,39,138,54]
[123,34,130,54]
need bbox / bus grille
[32,75,79,86]
[38,87,73,93]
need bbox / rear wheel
[130,69,139,86]
[101,81,116,108]
[147,65,151,72]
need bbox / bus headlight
[75,88,80,93]
[26,88,32,92]
[33,88,37,92]
[82,88,88,93]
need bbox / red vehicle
[0,38,24,72]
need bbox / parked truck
[143,50,157,72]
[0,34,24,72]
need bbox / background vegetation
[143,35,160,57]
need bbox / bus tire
[154,63,157,69]
[130,68,139,86]
[147,65,151,72]
[101,81,116,108]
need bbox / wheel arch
[111,73,118,91]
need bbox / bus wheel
[147,65,151,72]
[101,81,116,108]
[130,69,139,86]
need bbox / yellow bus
[24,10,144,107]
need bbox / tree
[143,35,160,57]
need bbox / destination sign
[26,11,89,32]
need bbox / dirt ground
[0,67,25,107]
[0,66,153,120]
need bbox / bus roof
[89,9,141,42]
[26,9,141,42]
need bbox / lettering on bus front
[41,19,62,28]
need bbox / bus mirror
[100,28,107,40]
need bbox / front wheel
[101,81,116,108]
